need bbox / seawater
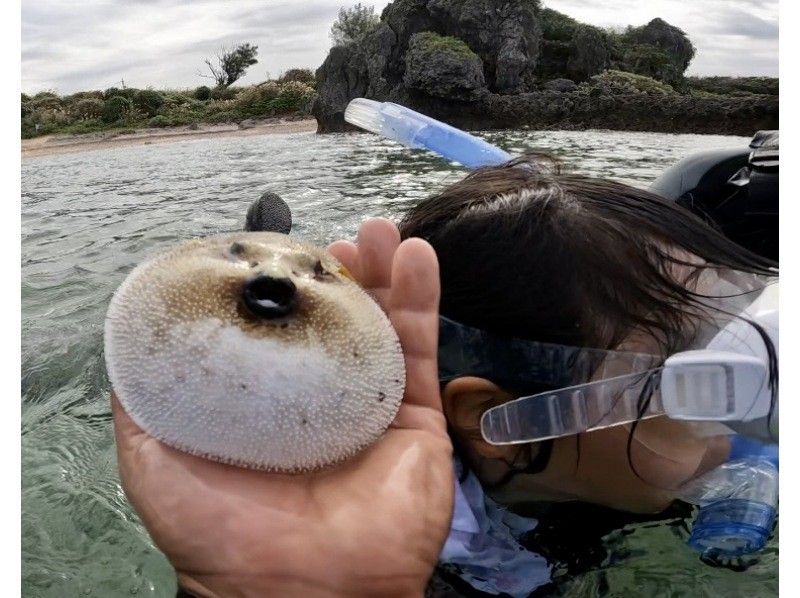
[21,129,777,597]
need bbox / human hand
[113,218,454,598]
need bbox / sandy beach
[21,117,318,159]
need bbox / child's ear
[442,376,517,461]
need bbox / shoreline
[21,114,764,160]
[21,117,318,159]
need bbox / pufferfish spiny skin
[104,232,405,472]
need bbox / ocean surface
[21,129,777,597]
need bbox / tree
[201,43,259,88]
[330,3,380,47]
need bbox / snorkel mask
[474,274,778,447]
[439,274,777,447]
[345,98,779,557]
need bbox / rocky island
[313,0,778,135]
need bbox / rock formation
[312,0,778,135]
[403,32,486,100]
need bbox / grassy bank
[21,70,317,139]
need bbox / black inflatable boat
[650,130,779,262]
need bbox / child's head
[400,155,776,512]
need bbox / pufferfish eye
[224,242,248,262]
[313,259,335,280]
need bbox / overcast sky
[21,0,778,94]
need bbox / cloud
[702,10,778,40]
[22,0,392,93]
[22,0,777,93]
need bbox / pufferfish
[104,232,405,472]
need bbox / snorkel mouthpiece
[681,443,778,558]
[345,98,512,169]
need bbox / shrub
[271,81,316,113]
[688,89,723,99]
[234,82,280,111]
[233,81,315,116]
[34,108,72,127]
[69,118,103,132]
[102,95,132,123]
[66,90,104,102]
[30,94,63,111]
[71,98,104,120]
[164,113,199,126]
[207,110,240,123]
[160,92,194,109]
[148,115,172,127]
[103,87,139,100]
[33,91,59,101]
[210,86,239,101]
[202,98,236,116]
[134,89,165,116]
[22,118,51,139]
[194,85,212,100]
[278,68,315,86]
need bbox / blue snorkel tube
[344,98,512,169]
[345,97,778,560]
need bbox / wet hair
[400,154,778,486]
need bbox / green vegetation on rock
[540,7,580,42]
[404,32,485,99]
[536,8,695,86]
[617,42,682,85]
[580,69,676,95]
[411,32,478,57]
[686,76,778,97]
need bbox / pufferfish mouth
[241,274,297,318]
